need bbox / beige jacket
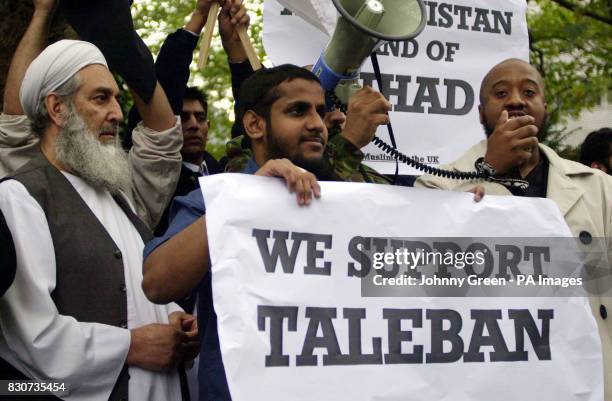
[0,114,182,229]
[417,139,612,398]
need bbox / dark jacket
[0,210,16,297]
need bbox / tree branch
[549,0,612,25]
[528,29,546,77]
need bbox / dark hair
[184,86,208,115]
[234,64,321,144]
[579,127,612,167]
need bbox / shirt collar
[182,161,199,173]
[183,161,208,175]
[243,158,259,174]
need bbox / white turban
[20,39,108,119]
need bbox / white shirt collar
[182,160,208,175]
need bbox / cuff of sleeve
[182,28,200,38]
[68,323,131,400]
[143,236,170,260]
[172,28,200,46]
[132,116,183,152]
[229,60,254,75]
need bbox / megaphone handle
[237,25,262,71]
[197,3,221,69]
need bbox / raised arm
[185,0,216,37]
[220,0,255,109]
[159,0,215,114]
[322,87,393,184]
[3,0,57,115]
[131,82,176,132]
[219,0,250,64]
[107,5,189,229]
[0,0,57,178]
[128,81,183,230]
[125,0,216,141]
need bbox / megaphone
[310,0,494,182]
[312,0,426,105]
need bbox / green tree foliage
[528,0,612,154]
[131,0,266,158]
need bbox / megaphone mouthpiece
[355,0,385,30]
[364,0,384,13]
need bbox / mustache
[300,132,325,142]
[56,108,129,194]
[96,123,119,136]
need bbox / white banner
[263,0,529,174]
[201,174,603,401]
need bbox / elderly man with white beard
[0,3,198,401]
[0,0,180,230]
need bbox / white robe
[0,173,183,401]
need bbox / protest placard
[201,174,602,401]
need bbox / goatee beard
[265,120,329,178]
[55,107,130,194]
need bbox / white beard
[55,108,130,194]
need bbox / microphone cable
[368,52,487,181]
[370,136,485,179]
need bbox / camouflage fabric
[224,136,252,173]
[223,134,391,185]
[325,134,392,184]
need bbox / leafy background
[527,0,611,158]
[0,0,610,159]
[130,0,266,157]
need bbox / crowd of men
[0,0,610,400]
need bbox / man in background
[155,86,226,236]
[181,87,224,177]
[580,127,611,174]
